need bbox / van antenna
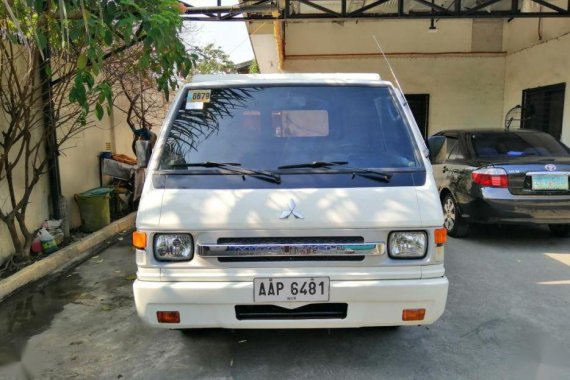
[372,35,406,106]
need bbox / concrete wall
[502,20,570,145]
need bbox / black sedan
[427,129,570,237]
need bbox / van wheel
[442,194,469,237]
[548,224,570,237]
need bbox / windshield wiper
[167,161,281,184]
[278,161,392,183]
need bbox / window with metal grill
[522,83,566,139]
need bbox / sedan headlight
[388,231,427,259]
[154,234,194,261]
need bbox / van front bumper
[133,277,448,329]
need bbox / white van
[132,73,448,329]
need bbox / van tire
[442,194,469,238]
[548,224,570,237]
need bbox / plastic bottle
[39,228,58,254]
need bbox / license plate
[253,277,330,302]
[532,175,569,190]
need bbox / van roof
[189,73,390,87]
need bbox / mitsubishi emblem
[280,199,304,219]
[545,164,557,172]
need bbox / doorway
[406,94,430,138]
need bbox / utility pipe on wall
[39,4,62,222]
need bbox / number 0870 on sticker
[253,277,330,302]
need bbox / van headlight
[154,234,194,261]
[388,231,427,259]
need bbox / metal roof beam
[179,0,570,21]
[349,0,393,16]
[530,0,567,13]
[297,0,341,16]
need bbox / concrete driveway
[1,225,569,380]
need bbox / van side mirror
[135,140,152,168]
[427,136,446,162]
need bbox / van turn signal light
[157,311,180,324]
[434,228,447,246]
[132,231,147,249]
[402,308,426,321]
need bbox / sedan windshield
[158,86,421,171]
[471,132,570,158]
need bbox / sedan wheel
[442,194,469,237]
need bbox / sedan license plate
[254,277,330,302]
[532,175,569,191]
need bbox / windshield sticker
[185,90,211,109]
[185,101,204,110]
[188,89,211,103]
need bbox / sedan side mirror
[135,140,152,168]
[427,136,446,162]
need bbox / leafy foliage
[249,60,260,74]
[192,43,236,75]
[0,0,193,263]
[1,0,193,122]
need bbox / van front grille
[201,237,380,261]
[235,303,348,320]
[218,256,365,263]
[217,237,364,244]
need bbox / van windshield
[158,86,422,171]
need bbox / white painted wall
[248,22,281,73]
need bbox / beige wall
[0,55,51,265]
[59,93,164,229]
[58,113,116,229]
[0,113,51,264]
[284,20,476,55]
[254,19,507,134]
[0,91,161,264]
[503,21,570,145]
[503,18,570,53]
[284,54,506,135]
[253,18,570,143]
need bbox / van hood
[136,183,443,231]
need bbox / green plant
[192,43,236,75]
[0,0,194,268]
